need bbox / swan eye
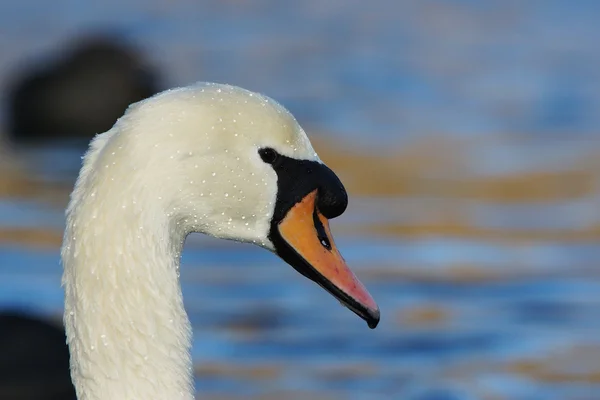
[259,148,279,164]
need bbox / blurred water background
[0,1,599,399]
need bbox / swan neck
[62,195,194,400]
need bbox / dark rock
[0,311,75,400]
[7,35,161,144]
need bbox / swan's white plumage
[62,83,320,399]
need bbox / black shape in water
[0,311,75,400]
[7,34,161,144]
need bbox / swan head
[95,82,379,328]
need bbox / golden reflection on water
[3,136,599,245]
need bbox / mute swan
[61,82,379,399]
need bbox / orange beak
[276,190,380,328]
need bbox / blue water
[1,1,600,399]
[1,1,599,141]
[2,169,599,399]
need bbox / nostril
[313,208,332,251]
